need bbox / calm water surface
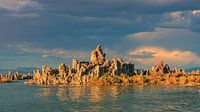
[0,81,200,112]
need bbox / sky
[0,0,200,69]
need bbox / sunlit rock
[90,45,106,65]
[7,71,12,81]
[58,62,68,78]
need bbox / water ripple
[1,81,200,112]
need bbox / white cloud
[42,54,49,58]
[124,27,200,68]
[160,10,200,28]
[127,27,178,40]
[0,0,41,11]
[8,12,39,18]
[138,0,182,5]
[128,46,200,66]
[127,27,200,40]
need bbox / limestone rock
[122,61,135,76]
[112,59,122,76]
[42,65,47,75]
[28,45,137,86]
[94,65,104,78]
[153,60,164,73]
[90,45,106,65]
[7,71,12,81]
[58,63,68,78]
[33,69,41,84]
[72,59,80,70]
[13,71,18,80]
[163,64,170,74]
[0,74,7,83]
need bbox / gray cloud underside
[0,0,200,68]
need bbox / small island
[22,45,200,86]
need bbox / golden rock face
[90,45,106,65]
[26,45,200,87]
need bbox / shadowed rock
[163,64,170,74]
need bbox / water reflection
[37,85,200,112]
[109,86,119,99]
[38,86,52,97]
[37,85,123,111]
[68,86,85,101]
[56,87,69,101]
[3,80,200,112]
[38,85,122,102]
[88,86,103,102]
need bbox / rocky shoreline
[21,45,200,87]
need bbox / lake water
[0,81,200,112]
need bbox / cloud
[127,27,181,40]
[126,27,200,53]
[0,0,41,11]
[57,14,132,25]
[130,51,155,59]
[5,43,89,59]
[128,46,200,67]
[160,10,200,29]
[48,48,89,59]
[1,0,200,69]
[7,12,39,18]
[138,0,183,5]
[127,27,199,40]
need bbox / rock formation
[7,71,12,81]
[58,63,68,78]
[26,45,200,87]
[0,70,32,83]
[13,71,18,80]
[90,45,106,65]
[0,74,7,83]
[28,45,135,85]
[152,60,164,73]
[163,64,170,74]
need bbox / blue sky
[0,0,200,69]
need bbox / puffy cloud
[0,0,41,11]
[124,27,200,68]
[128,47,200,66]
[160,10,200,29]
[1,0,200,69]
[127,27,182,40]
[127,27,199,40]
[126,27,200,54]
